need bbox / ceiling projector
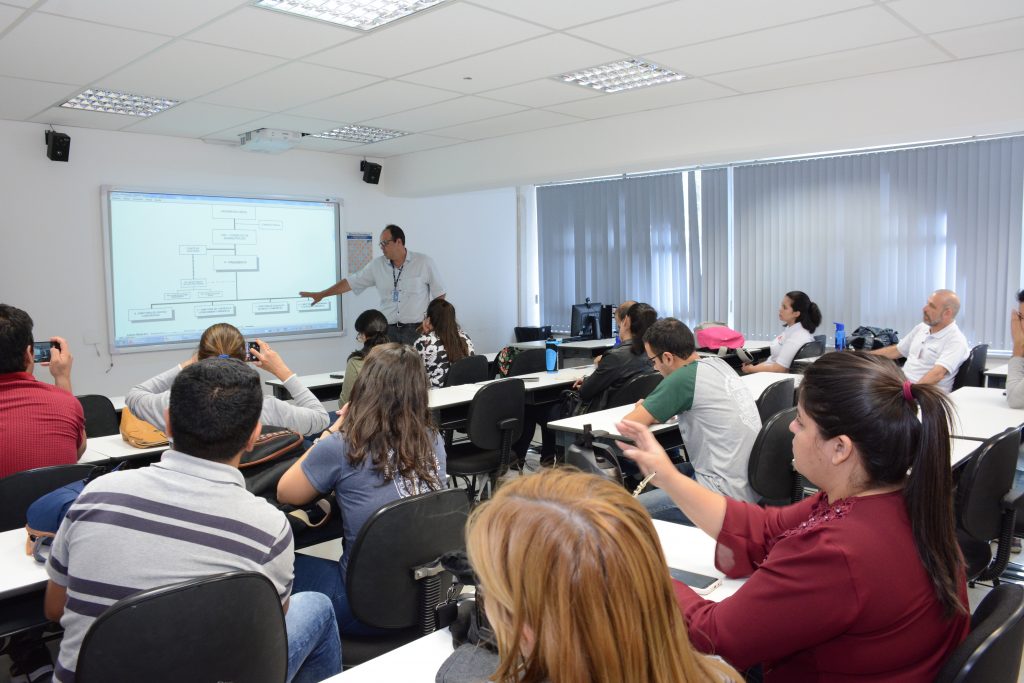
[239,128,302,153]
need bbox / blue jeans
[638,462,696,526]
[293,554,390,636]
[285,591,342,683]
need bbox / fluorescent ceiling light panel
[253,0,448,31]
[313,124,408,143]
[557,59,686,93]
[60,89,180,117]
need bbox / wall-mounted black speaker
[360,160,381,184]
[45,130,71,162]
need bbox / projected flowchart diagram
[108,192,340,349]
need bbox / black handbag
[240,426,304,499]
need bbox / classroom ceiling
[0,0,1022,160]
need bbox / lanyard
[391,261,405,290]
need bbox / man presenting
[872,289,969,392]
[44,359,341,683]
[623,318,761,523]
[300,224,445,345]
[0,303,85,479]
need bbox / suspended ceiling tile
[359,96,525,132]
[287,80,458,125]
[200,62,379,112]
[120,101,267,137]
[188,5,360,58]
[37,0,248,36]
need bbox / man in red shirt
[0,304,85,479]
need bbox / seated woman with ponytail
[742,290,821,374]
[414,297,474,388]
[618,352,968,682]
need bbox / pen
[632,471,656,497]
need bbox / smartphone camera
[33,341,58,363]
[245,341,260,362]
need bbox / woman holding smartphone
[617,352,968,681]
[466,469,740,683]
[277,343,447,634]
[125,322,329,437]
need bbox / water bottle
[834,323,846,351]
[545,339,560,373]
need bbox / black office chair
[603,372,662,410]
[76,571,287,683]
[513,325,551,343]
[755,378,795,423]
[934,583,1024,683]
[342,488,471,667]
[444,354,490,387]
[446,379,525,501]
[953,344,989,391]
[76,394,120,438]
[747,407,802,506]
[0,463,97,532]
[792,339,825,363]
[954,427,1024,585]
[507,348,546,376]
[0,463,98,649]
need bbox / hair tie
[902,380,915,403]
[218,354,229,359]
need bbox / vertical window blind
[536,135,1024,350]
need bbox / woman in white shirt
[742,291,821,374]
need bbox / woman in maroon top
[617,352,969,682]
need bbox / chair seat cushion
[445,444,500,476]
[341,627,421,668]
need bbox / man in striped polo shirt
[43,359,341,683]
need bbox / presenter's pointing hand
[299,291,324,306]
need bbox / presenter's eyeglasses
[379,238,395,249]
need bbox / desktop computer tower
[599,305,613,339]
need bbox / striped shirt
[46,449,294,682]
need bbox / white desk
[109,395,125,413]
[739,372,801,399]
[547,403,678,451]
[266,371,346,401]
[951,438,982,468]
[0,529,47,599]
[81,434,166,464]
[430,367,593,412]
[985,363,1009,388]
[326,521,736,682]
[948,387,1024,441]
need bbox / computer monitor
[571,300,603,339]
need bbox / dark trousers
[387,323,420,346]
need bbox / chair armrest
[497,417,520,432]
[1002,487,1024,512]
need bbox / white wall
[383,50,1024,197]
[0,120,516,396]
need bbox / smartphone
[33,341,57,363]
[245,341,260,362]
[669,567,722,595]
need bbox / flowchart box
[297,300,331,312]
[212,229,257,245]
[253,302,290,314]
[180,279,206,288]
[259,220,283,230]
[195,304,236,318]
[211,206,255,220]
[179,245,207,255]
[129,308,175,322]
[163,292,191,301]
[213,255,259,271]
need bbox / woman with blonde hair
[466,469,740,683]
[125,322,329,436]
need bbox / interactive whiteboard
[102,188,342,353]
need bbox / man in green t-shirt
[623,318,761,523]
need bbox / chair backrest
[466,379,525,450]
[953,344,989,391]
[76,394,120,438]
[747,407,798,504]
[793,339,825,361]
[956,427,1021,544]
[755,378,796,423]
[604,372,663,409]
[347,488,471,629]
[444,354,490,387]
[507,348,546,376]
[934,583,1024,683]
[76,571,287,683]
[0,463,97,532]
[513,326,551,343]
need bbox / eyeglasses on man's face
[379,239,394,249]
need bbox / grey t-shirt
[301,431,447,578]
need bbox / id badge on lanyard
[392,288,399,303]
